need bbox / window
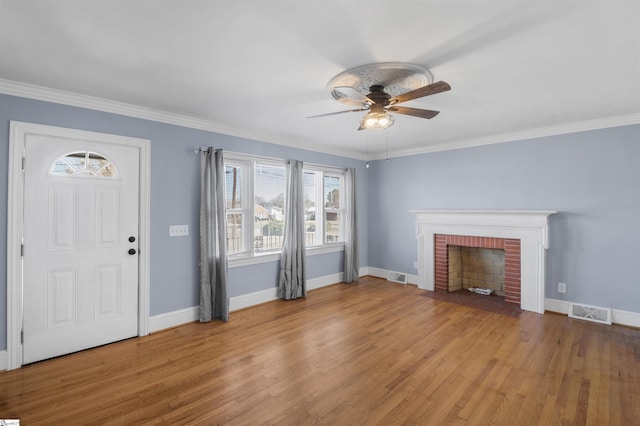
[225,162,246,254]
[254,162,286,253]
[324,173,344,243]
[224,155,287,257]
[304,169,345,247]
[224,153,346,260]
[51,151,118,177]
[303,170,321,246]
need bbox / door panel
[23,134,140,364]
[95,264,121,319]
[95,185,121,247]
[48,269,78,328]
[48,183,79,251]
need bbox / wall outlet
[558,282,567,293]
[413,261,418,270]
[169,225,189,237]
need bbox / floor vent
[568,303,612,325]
[387,271,407,284]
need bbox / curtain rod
[194,147,218,154]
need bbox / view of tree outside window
[254,163,286,252]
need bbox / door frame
[7,121,151,370]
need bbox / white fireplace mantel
[411,210,557,314]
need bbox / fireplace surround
[412,210,556,313]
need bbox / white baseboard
[366,267,387,279]
[0,350,7,371]
[149,306,199,333]
[308,272,344,290]
[149,272,346,333]
[544,298,569,315]
[545,298,640,328]
[230,287,278,312]
[611,309,640,328]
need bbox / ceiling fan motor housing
[367,85,391,112]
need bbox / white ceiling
[1,1,639,160]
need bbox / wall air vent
[568,303,612,325]
[387,271,407,284]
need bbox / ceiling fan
[309,80,451,131]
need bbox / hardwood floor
[1,276,639,425]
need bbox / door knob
[128,248,137,255]
[129,236,136,242]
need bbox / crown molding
[2,78,636,162]
[378,112,640,160]
[0,79,366,160]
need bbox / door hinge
[22,156,26,172]
[21,243,24,257]
[21,329,24,344]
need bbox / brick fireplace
[435,234,521,304]
[412,210,556,313]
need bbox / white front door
[22,133,140,364]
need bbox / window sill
[228,252,281,268]
[228,243,344,269]
[306,243,345,256]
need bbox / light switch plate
[169,225,189,237]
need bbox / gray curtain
[199,148,229,322]
[278,160,306,299]
[343,167,359,283]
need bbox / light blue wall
[0,94,369,351]
[367,125,640,313]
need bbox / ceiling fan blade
[388,106,440,119]
[389,81,451,104]
[333,86,375,104]
[307,108,367,119]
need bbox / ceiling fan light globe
[361,111,394,130]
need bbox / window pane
[324,174,343,243]
[86,153,111,174]
[324,175,340,209]
[304,171,317,247]
[226,212,243,253]
[254,163,286,252]
[51,151,118,177]
[225,165,243,210]
[325,211,342,243]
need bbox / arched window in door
[50,151,119,177]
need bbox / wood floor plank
[1,276,638,425]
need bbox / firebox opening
[448,246,505,297]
